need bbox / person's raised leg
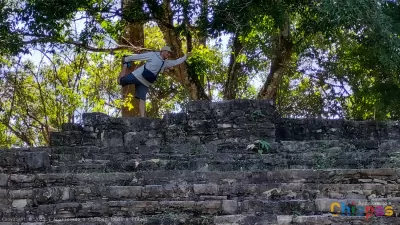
[139,99,146,117]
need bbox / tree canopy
[1,0,400,147]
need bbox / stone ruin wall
[51,100,400,149]
[1,100,400,225]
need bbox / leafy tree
[210,0,400,119]
[0,50,122,147]
[0,22,228,146]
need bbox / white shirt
[124,52,188,87]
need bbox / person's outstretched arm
[164,53,191,68]
[124,52,154,63]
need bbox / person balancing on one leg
[119,46,191,117]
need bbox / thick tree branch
[21,36,154,53]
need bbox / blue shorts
[119,74,148,100]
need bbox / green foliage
[0,50,122,147]
[0,1,22,55]
[0,21,233,146]
[187,45,227,98]
[250,109,266,121]
[1,0,400,147]
[123,0,149,23]
[0,123,23,148]
[1,0,121,55]
[227,0,400,120]
[144,24,166,49]
[257,140,271,154]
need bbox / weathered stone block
[196,200,222,213]
[187,119,218,131]
[11,199,28,208]
[17,152,50,171]
[276,118,400,141]
[160,200,196,210]
[210,101,233,119]
[374,178,388,185]
[82,112,111,127]
[123,117,163,132]
[9,174,35,184]
[222,200,238,214]
[277,215,293,225]
[101,130,123,147]
[72,186,94,200]
[128,201,158,212]
[37,202,81,215]
[200,195,227,200]
[0,174,8,187]
[145,138,161,147]
[21,223,45,225]
[193,184,219,195]
[186,101,211,113]
[61,123,83,132]
[34,187,62,204]
[0,189,7,208]
[142,185,166,198]
[61,187,70,201]
[0,151,16,168]
[163,113,187,125]
[160,143,199,154]
[0,188,6,197]
[50,131,92,146]
[9,190,33,199]
[214,215,246,224]
[108,186,142,199]
[124,132,147,147]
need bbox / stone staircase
[1,100,400,224]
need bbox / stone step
[46,139,400,154]
[50,149,399,168]
[2,184,400,207]
[3,201,400,224]
[48,158,286,173]
[6,147,394,164]
[291,215,400,225]
[3,139,400,173]
[0,199,316,219]
[47,156,400,173]
[5,139,400,156]
[3,153,398,174]
[3,169,400,188]
[215,214,400,225]
[1,213,399,225]
[0,214,214,225]
[50,149,396,164]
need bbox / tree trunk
[158,0,209,100]
[198,0,208,46]
[120,2,145,117]
[223,32,244,100]
[257,17,293,103]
